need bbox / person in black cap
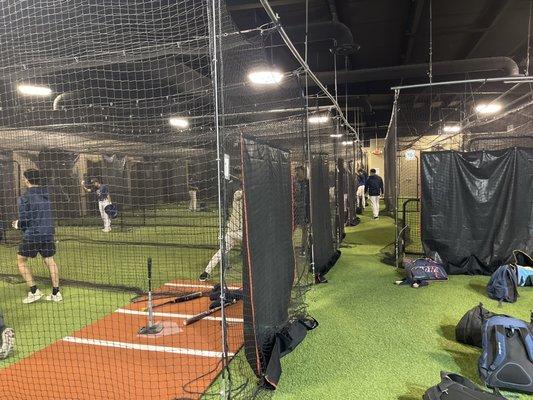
[13,169,62,303]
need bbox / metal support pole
[207,0,229,397]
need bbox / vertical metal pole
[207,0,228,397]
[303,0,317,279]
[393,90,400,269]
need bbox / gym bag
[395,258,448,288]
[423,371,507,400]
[514,250,533,267]
[456,303,507,348]
[479,316,533,393]
[487,264,518,304]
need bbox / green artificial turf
[0,282,131,368]
[273,210,533,400]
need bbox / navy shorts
[18,240,56,258]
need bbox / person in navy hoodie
[13,169,62,304]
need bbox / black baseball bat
[183,299,238,326]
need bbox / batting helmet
[104,203,119,219]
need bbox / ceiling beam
[465,0,515,58]
[226,0,312,11]
[401,0,426,64]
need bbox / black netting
[384,81,533,269]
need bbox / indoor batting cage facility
[0,0,357,399]
[384,79,533,271]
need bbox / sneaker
[22,289,43,304]
[373,216,379,220]
[198,272,210,282]
[102,228,111,233]
[0,327,14,359]
[314,274,328,284]
[46,292,63,302]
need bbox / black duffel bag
[456,303,506,348]
[423,372,507,400]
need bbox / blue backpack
[487,264,518,304]
[479,316,533,393]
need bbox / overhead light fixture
[442,124,462,133]
[405,149,416,160]
[308,115,330,124]
[330,133,343,138]
[342,141,354,146]
[169,117,190,129]
[17,84,52,97]
[475,103,503,115]
[247,70,283,85]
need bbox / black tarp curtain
[421,147,533,275]
[336,158,346,241]
[311,153,339,276]
[241,137,309,388]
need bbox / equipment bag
[487,264,518,304]
[396,258,448,288]
[514,250,533,267]
[456,303,507,348]
[479,316,533,393]
[423,371,507,400]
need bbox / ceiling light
[330,133,343,138]
[17,84,52,97]
[405,149,416,160]
[308,115,330,124]
[442,124,462,133]
[248,70,283,85]
[169,117,189,129]
[475,103,503,115]
[342,141,354,146]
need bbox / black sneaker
[315,274,328,284]
[198,272,210,282]
[373,216,379,220]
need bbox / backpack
[396,258,448,288]
[456,303,507,348]
[514,250,533,267]
[487,265,518,304]
[479,316,533,393]
[423,371,507,400]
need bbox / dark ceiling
[227,0,533,138]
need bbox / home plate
[137,321,183,338]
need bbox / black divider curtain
[311,153,337,276]
[336,158,346,240]
[346,169,357,226]
[0,152,16,229]
[241,137,299,388]
[421,148,533,275]
[37,149,80,218]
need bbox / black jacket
[365,175,384,196]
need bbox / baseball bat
[183,299,238,326]
[145,291,203,311]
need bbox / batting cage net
[384,80,533,270]
[0,0,357,399]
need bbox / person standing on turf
[356,168,367,210]
[365,168,384,219]
[199,173,242,281]
[188,175,198,212]
[294,166,310,256]
[13,169,62,303]
[83,177,112,232]
[0,314,14,359]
